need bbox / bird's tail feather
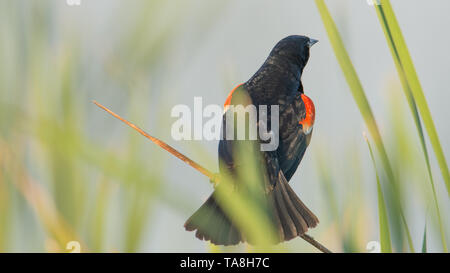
[184,194,242,246]
[184,173,318,245]
[269,172,319,242]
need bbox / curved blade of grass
[377,0,450,194]
[374,2,448,252]
[421,224,427,253]
[315,0,414,252]
[214,160,278,248]
[314,0,393,183]
[364,133,392,253]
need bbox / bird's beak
[307,38,319,48]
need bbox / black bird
[185,35,319,245]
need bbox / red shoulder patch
[224,83,243,110]
[298,93,315,134]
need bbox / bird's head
[265,35,318,93]
[245,35,318,96]
[268,35,318,72]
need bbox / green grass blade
[364,134,392,253]
[314,0,393,183]
[378,0,450,194]
[374,2,448,252]
[315,0,414,252]
[213,169,278,247]
[421,224,427,253]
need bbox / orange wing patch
[298,94,315,134]
[224,83,243,112]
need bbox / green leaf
[365,134,392,253]
[421,224,427,253]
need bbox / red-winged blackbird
[185,35,319,245]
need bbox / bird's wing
[277,92,312,181]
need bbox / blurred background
[0,0,448,252]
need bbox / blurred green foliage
[0,0,448,253]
